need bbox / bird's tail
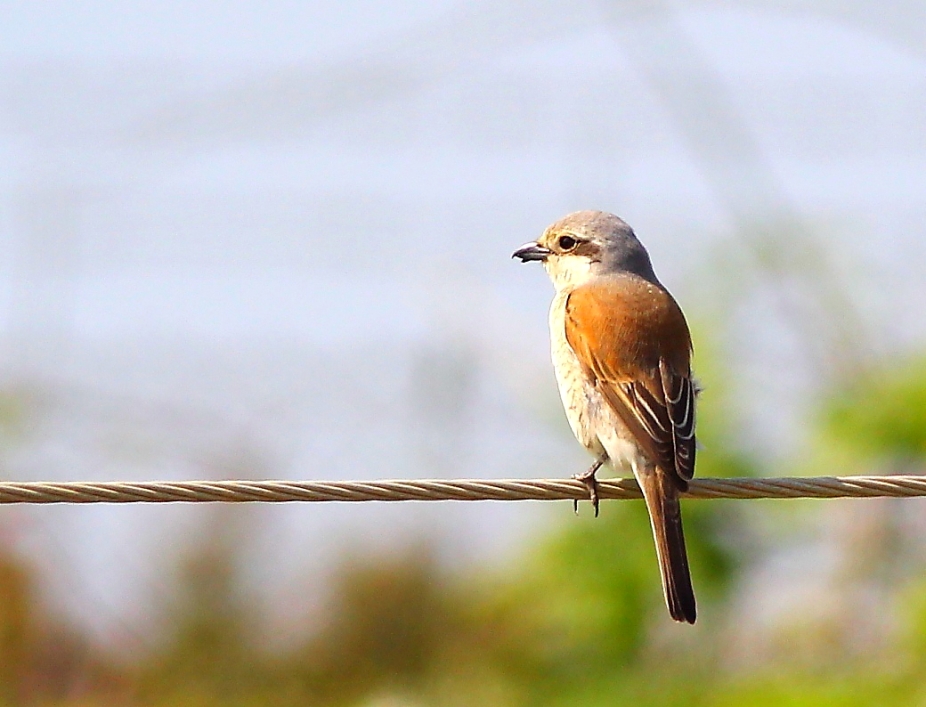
[637,467,696,624]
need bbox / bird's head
[512,210,659,292]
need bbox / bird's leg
[573,459,604,517]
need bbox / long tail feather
[636,467,696,624]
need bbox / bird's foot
[573,459,603,517]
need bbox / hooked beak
[512,242,551,263]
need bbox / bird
[513,210,698,624]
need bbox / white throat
[543,255,597,292]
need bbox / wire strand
[0,476,924,504]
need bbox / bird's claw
[572,460,603,517]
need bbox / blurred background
[1,0,926,704]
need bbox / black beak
[512,242,551,263]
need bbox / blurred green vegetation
[2,353,926,706]
[825,357,926,463]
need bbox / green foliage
[139,539,269,705]
[501,500,732,671]
[289,546,473,704]
[825,356,926,461]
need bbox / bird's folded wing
[564,278,696,485]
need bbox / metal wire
[0,475,924,504]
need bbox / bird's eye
[558,235,577,251]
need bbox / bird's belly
[555,361,605,455]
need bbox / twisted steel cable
[0,476,923,504]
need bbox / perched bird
[513,210,698,623]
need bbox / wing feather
[564,277,697,485]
